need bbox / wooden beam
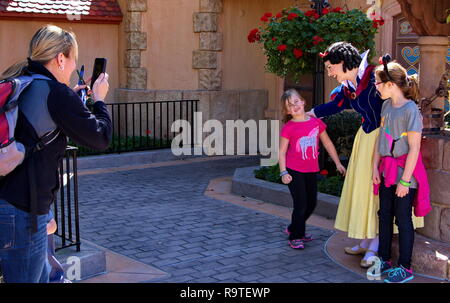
[396,0,450,36]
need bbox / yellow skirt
[334,127,424,239]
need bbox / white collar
[342,49,370,90]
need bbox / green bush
[254,164,344,197]
[254,163,282,184]
[321,111,362,160]
[317,175,345,196]
[69,135,171,157]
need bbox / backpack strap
[0,74,51,115]
[33,128,61,152]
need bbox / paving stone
[76,156,365,283]
[213,271,241,281]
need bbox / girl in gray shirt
[372,56,426,283]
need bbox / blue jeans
[0,199,50,283]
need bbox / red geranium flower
[332,7,342,13]
[276,12,283,18]
[322,8,329,15]
[312,35,324,45]
[277,44,287,52]
[305,10,316,17]
[372,17,385,28]
[320,170,329,176]
[247,28,260,43]
[293,48,303,58]
[272,37,277,42]
[287,12,298,21]
[260,12,272,22]
[313,13,320,19]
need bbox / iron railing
[54,146,80,252]
[73,100,199,156]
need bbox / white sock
[351,238,370,251]
[363,237,379,261]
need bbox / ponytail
[405,74,420,102]
[1,60,28,80]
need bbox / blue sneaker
[367,259,393,280]
[380,260,394,276]
[384,265,414,283]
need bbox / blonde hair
[1,25,78,80]
[375,62,420,102]
[280,88,305,123]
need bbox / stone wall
[193,0,223,90]
[418,135,450,243]
[124,0,148,89]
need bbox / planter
[231,166,340,219]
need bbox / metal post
[309,0,329,108]
[71,147,81,252]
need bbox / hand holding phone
[92,72,109,102]
[91,58,107,89]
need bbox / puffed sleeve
[313,85,352,118]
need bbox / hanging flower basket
[248,6,384,81]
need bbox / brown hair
[1,25,78,80]
[280,88,305,123]
[374,61,420,102]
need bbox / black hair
[321,42,362,72]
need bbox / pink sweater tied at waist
[373,153,431,217]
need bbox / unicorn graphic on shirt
[296,127,319,160]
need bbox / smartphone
[90,58,107,89]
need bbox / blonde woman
[0,25,112,283]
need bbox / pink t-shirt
[280,117,327,173]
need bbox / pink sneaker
[288,239,305,249]
[284,228,313,242]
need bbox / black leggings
[286,168,317,240]
[378,178,416,269]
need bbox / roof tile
[0,0,123,23]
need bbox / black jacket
[0,59,112,215]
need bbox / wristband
[280,171,289,177]
[399,179,411,187]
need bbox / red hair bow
[319,51,329,58]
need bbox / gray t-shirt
[378,100,423,188]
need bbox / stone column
[193,0,223,90]
[418,36,448,102]
[125,0,148,89]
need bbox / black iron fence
[72,100,199,156]
[54,146,81,252]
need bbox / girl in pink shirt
[279,89,346,249]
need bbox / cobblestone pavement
[77,156,367,283]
